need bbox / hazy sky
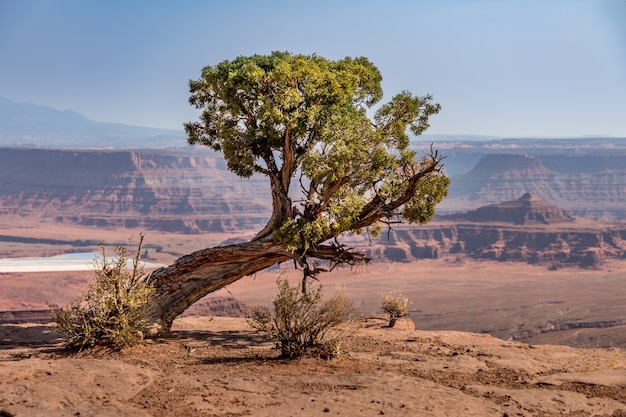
[1,0,625,137]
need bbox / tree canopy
[144,52,448,332]
[185,51,448,272]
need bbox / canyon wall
[361,222,626,268]
[435,140,626,219]
[357,194,626,268]
[0,148,271,233]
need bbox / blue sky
[1,0,625,137]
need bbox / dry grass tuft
[52,234,155,351]
[381,290,411,327]
[249,276,355,359]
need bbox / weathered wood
[146,239,291,334]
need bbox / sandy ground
[1,316,626,417]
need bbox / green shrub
[52,235,155,351]
[249,277,355,359]
[381,290,411,327]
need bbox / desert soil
[1,316,626,417]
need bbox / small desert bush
[381,290,411,327]
[52,235,155,351]
[249,277,355,359]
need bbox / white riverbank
[0,252,166,273]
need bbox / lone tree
[146,52,449,334]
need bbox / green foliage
[249,277,355,359]
[52,235,155,351]
[381,291,411,327]
[186,51,449,254]
[186,52,382,177]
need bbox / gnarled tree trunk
[146,238,291,335]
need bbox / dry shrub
[249,277,355,359]
[52,235,155,351]
[381,290,411,327]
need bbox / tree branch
[301,241,370,267]
[351,148,444,230]
[304,176,349,220]
[281,127,295,189]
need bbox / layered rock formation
[367,223,626,268]
[443,192,575,224]
[356,195,626,268]
[0,148,271,233]
[438,152,626,219]
[2,146,625,268]
[3,144,626,235]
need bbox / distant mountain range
[3,96,625,150]
[0,96,185,148]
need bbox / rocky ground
[1,316,626,417]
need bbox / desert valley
[1,100,626,416]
